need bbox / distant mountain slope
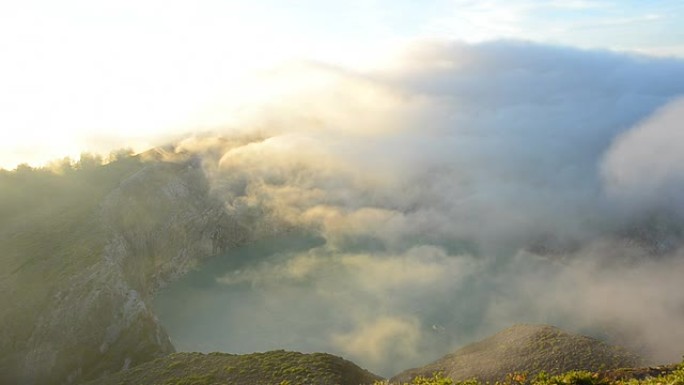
[0,151,248,385]
[82,350,383,385]
[391,324,642,384]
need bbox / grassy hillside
[391,325,642,384]
[81,325,655,385]
[381,362,683,385]
[82,350,681,385]
[82,350,383,385]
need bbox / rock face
[391,324,643,384]
[0,155,246,385]
[81,350,383,385]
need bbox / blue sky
[1,0,683,168]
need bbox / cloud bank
[153,41,684,376]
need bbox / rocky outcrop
[391,324,643,384]
[0,156,246,384]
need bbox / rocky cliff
[0,153,246,384]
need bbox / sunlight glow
[1,0,683,169]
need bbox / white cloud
[332,317,423,364]
[602,97,684,214]
[150,41,684,376]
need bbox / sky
[1,0,684,169]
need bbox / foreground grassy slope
[381,362,683,385]
[83,350,383,385]
[84,351,681,385]
[392,325,642,384]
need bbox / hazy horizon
[3,1,684,169]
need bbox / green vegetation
[378,362,684,385]
[85,352,684,385]
[391,325,643,384]
[82,350,382,385]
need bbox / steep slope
[82,350,383,385]
[0,152,246,385]
[391,324,642,384]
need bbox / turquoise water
[151,233,482,376]
[152,234,327,353]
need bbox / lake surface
[152,233,328,354]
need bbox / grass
[391,325,643,385]
[86,353,684,385]
[378,362,684,385]
[83,350,383,385]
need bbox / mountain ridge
[390,324,643,384]
[0,154,247,384]
[81,350,383,385]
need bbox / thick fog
[153,41,684,376]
